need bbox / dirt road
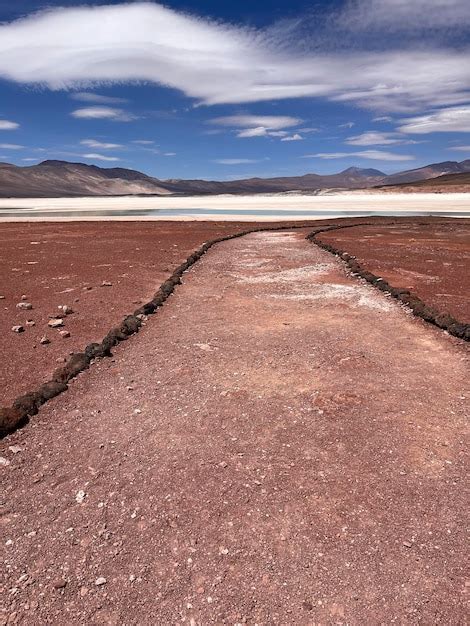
[1,231,469,624]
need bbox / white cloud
[337,0,470,32]
[305,150,415,161]
[339,122,355,129]
[0,119,19,130]
[132,140,155,145]
[0,143,23,149]
[211,116,301,130]
[71,92,128,104]
[22,157,39,162]
[164,152,176,156]
[82,153,120,161]
[373,116,393,123]
[0,3,467,113]
[71,106,136,121]
[449,145,470,152]
[345,131,417,146]
[211,115,301,140]
[80,139,123,149]
[214,158,264,165]
[281,134,303,142]
[399,106,470,134]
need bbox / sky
[0,0,469,180]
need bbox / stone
[95,577,107,586]
[48,318,64,328]
[52,579,67,589]
[58,305,73,315]
[9,446,22,454]
[0,456,11,466]
[40,336,51,345]
[16,302,33,310]
[0,295,5,300]
[403,540,413,548]
[59,330,71,339]
[12,325,24,333]
[75,490,87,504]
[25,320,35,327]
[101,281,113,287]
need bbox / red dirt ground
[0,217,467,408]
[317,220,470,323]
[1,231,468,624]
[0,221,289,405]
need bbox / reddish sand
[318,220,470,323]
[0,221,274,405]
[1,217,467,408]
[1,231,468,623]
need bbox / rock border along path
[1,230,468,624]
[1,219,469,438]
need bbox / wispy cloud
[0,119,19,130]
[211,116,301,130]
[71,92,128,104]
[211,115,302,140]
[449,145,470,152]
[373,116,393,123]
[0,143,23,149]
[81,153,120,161]
[132,140,155,145]
[399,106,470,133]
[80,139,123,149]
[305,150,415,161]
[281,134,303,142]
[339,122,355,129]
[71,106,137,122]
[337,0,470,32]
[0,3,465,113]
[345,131,418,146]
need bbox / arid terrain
[1,224,468,624]
[318,220,470,322]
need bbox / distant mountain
[382,160,470,185]
[0,158,469,197]
[379,171,470,192]
[0,160,171,197]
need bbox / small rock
[52,579,67,589]
[95,577,107,586]
[59,330,71,339]
[56,356,66,363]
[0,456,11,467]
[21,294,27,300]
[12,325,24,333]
[58,305,73,315]
[9,446,22,454]
[403,540,413,548]
[40,336,51,345]
[133,408,142,415]
[101,281,112,287]
[0,295,5,300]
[75,490,87,504]
[16,302,33,310]
[48,318,64,328]
[25,320,35,327]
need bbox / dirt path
[1,231,469,625]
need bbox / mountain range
[0,159,469,197]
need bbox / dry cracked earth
[1,230,469,624]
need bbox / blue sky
[0,0,469,180]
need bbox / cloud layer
[0,3,468,113]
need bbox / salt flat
[0,192,468,221]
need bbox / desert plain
[1,207,469,624]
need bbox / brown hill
[378,171,470,193]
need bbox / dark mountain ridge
[0,159,469,197]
